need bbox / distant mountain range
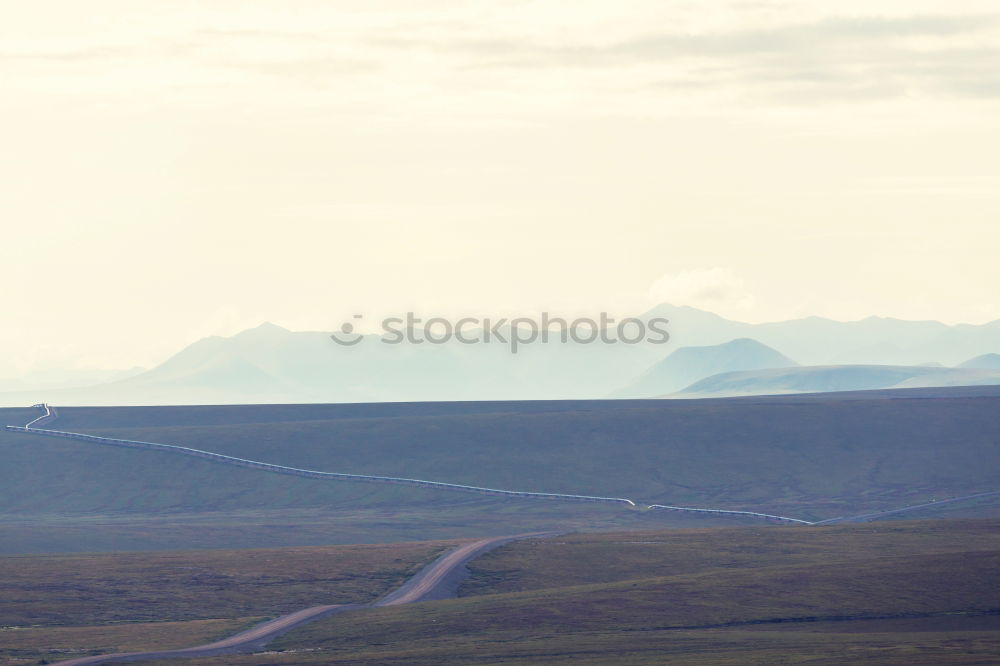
[0,366,145,393]
[638,304,1000,367]
[673,365,1000,398]
[2,304,999,406]
[959,353,1000,370]
[615,338,798,397]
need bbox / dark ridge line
[625,608,1000,633]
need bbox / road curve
[53,532,552,665]
[376,533,547,606]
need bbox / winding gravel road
[52,532,552,665]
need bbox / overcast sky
[3,0,999,375]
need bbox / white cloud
[648,268,756,314]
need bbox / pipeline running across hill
[23,402,56,428]
[6,405,637,508]
[646,503,814,525]
[7,404,997,524]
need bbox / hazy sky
[3,0,999,376]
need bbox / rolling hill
[959,353,1000,370]
[238,520,1000,665]
[3,388,999,553]
[674,364,1000,398]
[615,338,797,397]
[6,521,998,664]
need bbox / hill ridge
[8,404,999,527]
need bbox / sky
[3,0,999,377]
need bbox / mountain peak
[234,322,291,338]
[722,337,765,347]
[958,353,1000,370]
[614,337,797,398]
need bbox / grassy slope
[4,521,998,665]
[3,392,998,552]
[461,519,1000,595]
[267,550,999,640]
[174,520,1000,665]
[0,539,454,665]
[0,541,454,627]
[2,503,742,556]
[149,619,1000,665]
[0,428,732,554]
[64,396,1000,516]
[0,618,261,666]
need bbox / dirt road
[54,532,550,665]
